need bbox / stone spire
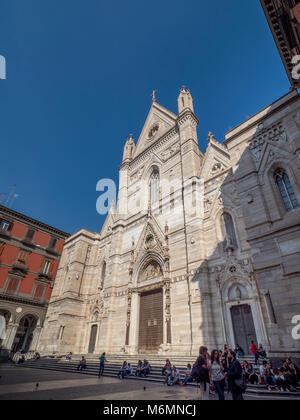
[178,86,194,114]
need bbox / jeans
[261,375,277,386]
[118,370,127,379]
[98,363,104,376]
[142,368,150,377]
[173,376,181,385]
[213,379,225,401]
[254,354,259,365]
[183,375,193,386]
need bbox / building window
[41,259,51,275]
[150,168,160,207]
[101,262,106,289]
[48,237,57,250]
[6,278,19,295]
[17,250,29,264]
[275,168,300,212]
[0,219,12,232]
[33,284,45,301]
[25,229,35,241]
[222,212,238,249]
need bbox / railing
[0,291,48,306]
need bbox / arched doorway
[88,324,98,354]
[12,315,37,353]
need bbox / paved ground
[0,364,290,400]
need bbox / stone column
[164,279,172,345]
[3,323,18,351]
[128,292,139,355]
[30,327,42,352]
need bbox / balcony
[21,236,36,248]
[37,270,53,282]
[0,228,11,239]
[45,245,59,256]
[11,260,28,274]
[0,290,48,307]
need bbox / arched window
[101,262,106,289]
[150,168,160,207]
[275,169,299,212]
[222,212,238,249]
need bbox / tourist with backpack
[192,346,210,400]
[227,350,246,400]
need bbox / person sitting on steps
[141,359,151,377]
[77,356,87,371]
[117,361,128,379]
[135,360,143,377]
[246,363,259,385]
[234,344,245,359]
[181,364,193,387]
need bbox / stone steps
[19,358,300,399]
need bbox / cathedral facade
[38,88,300,358]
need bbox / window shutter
[39,258,45,271]
[49,260,55,275]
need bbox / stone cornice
[177,109,199,127]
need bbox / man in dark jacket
[227,350,244,400]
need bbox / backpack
[235,371,248,393]
[192,362,209,384]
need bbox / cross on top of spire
[208,132,215,142]
[151,90,157,103]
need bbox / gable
[201,142,231,181]
[133,102,177,159]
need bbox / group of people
[257,359,300,392]
[73,343,300,400]
[118,359,151,379]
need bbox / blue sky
[0,0,290,234]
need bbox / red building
[0,205,69,358]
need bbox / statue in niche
[236,286,242,300]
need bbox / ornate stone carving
[145,234,156,250]
[249,122,287,162]
[140,261,162,282]
[160,142,180,161]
